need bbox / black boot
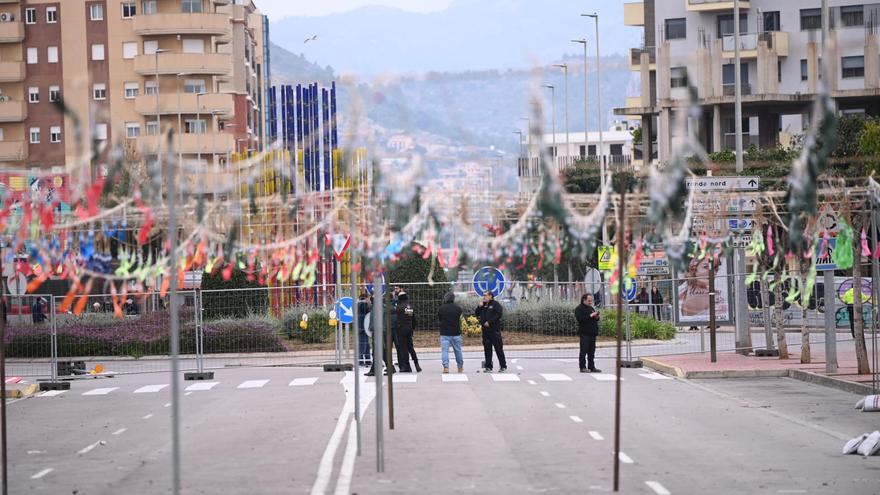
[414,360,422,373]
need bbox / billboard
[674,254,732,325]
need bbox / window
[610,144,623,156]
[93,83,106,100]
[122,42,138,59]
[124,82,139,99]
[49,85,60,102]
[50,126,61,143]
[800,9,822,30]
[91,44,105,61]
[182,0,202,13]
[29,127,40,144]
[142,0,157,14]
[46,6,57,23]
[144,81,158,95]
[95,123,108,141]
[0,128,4,141]
[28,87,39,103]
[47,46,58,64]
[763,11,781,32]
[588,145,596,157]
[145,121,159,135]
[777,60,782,84]
[143,40,158,55]
[665,18,686,40]
[125,123,140,139]
[26,48,38,65]
[842,56,865,78]
[182,38,204,54]
[90,4,104,21]
[184,79,206,94]
[25,8,36,24]
[579,145,586,157]
[717,13,747,38]
[800,59,808,81]
[670,67,688,88]
[840,5,864,27]
[122,2,136,18]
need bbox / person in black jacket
[356,292,372,366]
[650,286,663,320]
[395,292,417,372]
[574,294,601,373]
[437,292,464,373]
[475,292,506,372]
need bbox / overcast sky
[255,0,454,18]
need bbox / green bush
[390,245,451,331]
[598,310,676,340]
[201,266,268,319]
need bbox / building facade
[0,0,270,180]
[617,0,880,164]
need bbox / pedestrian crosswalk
[33,369,673,399]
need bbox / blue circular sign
[473,266,506,297]
[623,277,637,302]
[366,274,387,295]
[335,297,355,325]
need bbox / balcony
[0,141,26,162]
[132,13,231,37]
[0,61,24,82]
[722,83,752,96]
[134,93,234,117]
[624,3,644,27]
[687,0,749,12]
[134,52,231,76]
[721,32,788,59]
[0,100,26,122]
[0,21,23,43]
[629,47,655,71]
[0,0,21,3]
[139,132,235,155]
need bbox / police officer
[395,291,417,372]
[476,292,506,372]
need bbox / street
[5,357,878,494]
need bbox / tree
[847,206,872,374]
[388,245,450,331]
[201,264,267,319]
[859,119,880,176]
[755,219,789,359]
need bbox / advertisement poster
[674,255,732,325]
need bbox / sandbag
[861,395,880,412]
[843,433,868,454]
[856,431,880,457]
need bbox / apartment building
[616,1,880,164]
[0,0,270,181]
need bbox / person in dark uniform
[575,294,601,373]
[31,297,47,324]
[356,292,372,366]
[395,292,416,372]
[476,292,506,372]
[365,294,396,377]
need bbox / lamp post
[543,84,556,171]
[513,130,524,157]
[553,63,570,165]
[175,72,193,175]
[571,39,589,160]
[196,91,207,169]
[582,12,608,246]
[154,49,169,194]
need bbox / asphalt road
[4,357,878,494]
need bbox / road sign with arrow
[335,297,355,325]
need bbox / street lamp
[571,39,589,160]
[582,13,604,173]
[153,49,169,192]
[513,130,524,157]
[195,91,207,169]
[553,64,570,165]
[175,72,193,173]
[543,84,556,171]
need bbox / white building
[616,1,880,163]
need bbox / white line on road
[185,382,218,392]
[491,374,520,382]
[134,384,168,394]
[540,391,550,397]
[511,359,519,364]
[639,372,672,380]
[515,365,524,370]
[569,416,583,423]
[777,491,807,494]
[312,373,355,495]
[112,428,126,435]
[290,377,319,387]
[527,380,537,385]
[37,390,66,397]
[618,452,634,464]
[27,450,46,455]
[184,392,192,396]
[441,374,468,382]
[237,380,269,389]
[142,414,153,420]
[82,387,118,396]
[333,372,377,495]
[589,431,604,440]
[393,374,418,383]
[591,374,620,381]
[541,373,572,382]
[554,402,567,409]
[646,481,671,495]
[164,402,171,408]
[30,468,53,479]
[77,441,104,455]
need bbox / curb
[640,357,684,378]
[4,383,38,399]
[788,369,877,395]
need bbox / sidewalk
[642,347,880,395]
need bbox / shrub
[201,317,285,354]
[201,266,268,319]
[598,310,676,340]
[461,315,482,337]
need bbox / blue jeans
[358,331,371,364]
[440,335,463,369]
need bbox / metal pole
[613,170,626,493]
[336,259,342,365]
[544,85,556,170]
[167,125,182,495]
[349,214,361,455]
[870,209,879,393]
[0,254,7,495]
[824,269,837,373]
[50,296,57,382]
[592,14,606,208]
[734,0,744,172]
[624,291,633,362]
[385,291,394,430]
[709,256,717,363]
[373,274,384,473]
[155,50,163,196]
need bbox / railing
[722,83,751,96]
[629,46,656,67]
[722,33,758,52]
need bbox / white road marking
[37,390,66,397]
[540,391,551,397]
[777,491,807,494]
[618,452,634,464]
[393,374,418,383]
[83,387,118,396]
[541,373,572,382]
[30,468,53,479]
[515,365,524,370]
[237,380,269,389]
[184,392,192,396]
[441,374,468,382]
[491,374,520,382]
[27,450,46,455]
[112,428,126,436]
[527,379,537,385]
[185,382,218,392]
[332,373,377,495]
[646,481,671,495]
[554,402,567,409]
[134,384,168,394]
[591,374,620,381]
[555,359,578,363]
[510,359,519,364]
[164,402,171,407]
[142,414,154,420]
[569,415,583,423]
[589,431,604,440]
[77,441,104,455]
[289,377,319,387]
[639,372,672,380]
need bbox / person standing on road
[395,291,417,372]
[357,292,372,366]
[476,292,506,372]
[437,292,464,374]
[31,297,46,324]
[575,294,601,373]
[650,286,663,320]
[637,287,649,315]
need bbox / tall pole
[176,73,186,177]
[554,64,570,163]
[543,85,556,171]
[196,92,204,171]
[513,130,524,157]
[372,272,384,472]
[167,115,182,495]
[613,171,627,493]
[709,256,718,363]
[0,254,6,495]
[584,13,608,244]
[349,210,361,455]
[572,39,589,160]
[732,0,751,354]
[155,50,164,195]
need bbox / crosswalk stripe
[646,481,672,495]
[30,468,53,479]
[540,373,572,382]
[289,377,319,387]
[591,374,620,381]
[237,380,269,389]
[82,387,118,396]
[569,415,583,423]
[134,384,168,394]
[37,390,66,397]
[185,382,218,392]
[441,374,468,382]
[639,372,672,380]
[392,374,418,383]
[490,374,520,382]
[618,452,634,464]
[589,431,604,440]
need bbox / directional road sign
[623,277,637,302]
[366,274,387,295]
[335,297,355,325]
[473,266,506,297]
[686,176,760,191]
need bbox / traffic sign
[815,237,837,271]
[327,234,351,261]
[819,206,840,233]
[6,273,25,295]
[335,297,355,324]
[637,251,670,276]
[473,266,506,297]
[692,197,757,213]
[686,176,760,191]
[623,277,637,302]
[366,274,387,295]
[584,268,602,294]
[597,246,617,271]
